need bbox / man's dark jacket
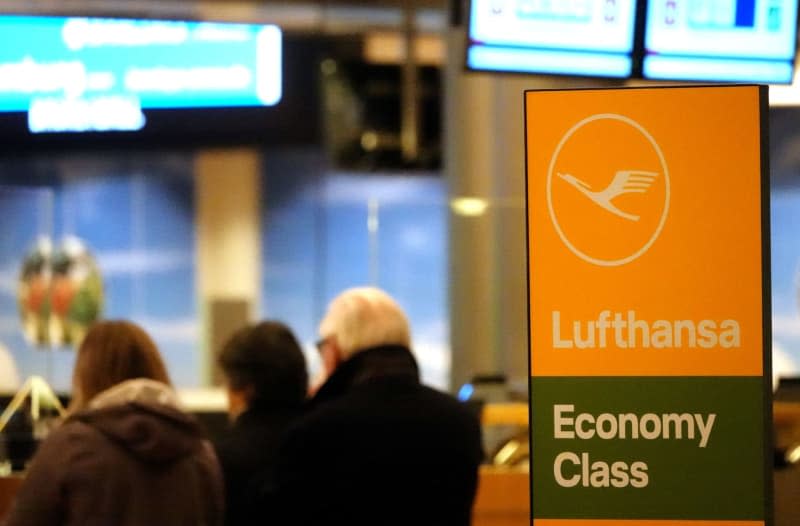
[273,344,483,526]
[215,407,299,526]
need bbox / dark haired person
[214,320,308,526]
[5,320,223,526]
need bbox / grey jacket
[5,379,224,526]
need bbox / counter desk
[1,402,798,525]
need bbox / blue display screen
[0,16,282,132]
[465,0,638,78]
[643,0,799,83]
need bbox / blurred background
[1,0,798,400]
[1,0,800,524]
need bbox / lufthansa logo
[547,114,670,267]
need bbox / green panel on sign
[531,376,765,520]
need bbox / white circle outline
[546,113,670,267]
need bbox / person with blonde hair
[5,320,224,526]
[274,286,483,526]
[313,287,412,384]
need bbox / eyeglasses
[315,337,332,353]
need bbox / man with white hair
[273,286,483,526]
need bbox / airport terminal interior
[1,0,800,524]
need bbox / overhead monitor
[465,0,639,78]
[643,0,799,83]
[0,15,282,133]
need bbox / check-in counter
[774,401,800,526]
[0,475,22,519]
[477,401,800,526]
[774,401,800,454]
[0,469,533,524]
[474,466,529,526]
[3,401,799,524]
[474,403,529,526]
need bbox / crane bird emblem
[556,170,659,222]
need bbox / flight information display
[643,0,799,83]
[466,0,638,78]
[0,16,282,133]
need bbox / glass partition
[0,154,197,393]
[0,185,54,393]
[0,149,453,395]
[261,150,450,390]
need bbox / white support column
[195,147,262,385]
[444,24,620,392]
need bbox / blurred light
[467,45,631,77]
[457,383,474,401]
[363,31,443,65]
[451,197,488,217]
[320,58,337,76]
[787,444,800,464]
[644,55,792,84]
[323,6,403,31]
[367,198,379,234]
[361,130,379,151]
[494,440,520,465]
[177,387,227,412]
[770,67,800,106]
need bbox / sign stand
[0,375,65,437]
[525,85,771,526]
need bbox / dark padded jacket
[215,408,299,526]
[5,379,224,526]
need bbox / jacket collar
[88,378,182,412]
[311,345,419,407]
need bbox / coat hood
[72,379,204,464]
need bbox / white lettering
[695,413,716,448]
[553,451,649,489]
[63,18,189,51]
[575,413,595,440]
[596,413,617,440]
[28,96,145,133]
[618,413,639,439]
[554,404,574,439]
[552,404,716,449]
[125,65,252,93]
[720,320,741,348]
[554,451,581,487]
[551,310,741,350]
[697,319,718,348]
[639,414,661,440]
[597,310,611,347]
[662,413,695,440]
[0,57,86,98]
[630,461,649,488]
[552,311,572,349]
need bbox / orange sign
[527,86,765,378]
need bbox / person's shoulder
[25,417,103,469]
[415,383,467,405]
[213,419,241,454]
[280,391,375,450]
[216,410,293,450]
[44,417,101,445]
[213,418,260,472]
[293,382,477,432]
[288,397,350,431]
[197,438,224,473]
[415,384,481,422]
